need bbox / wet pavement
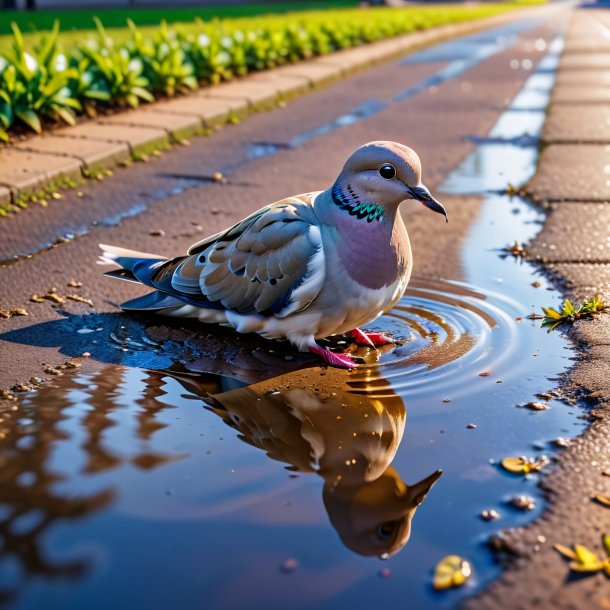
[4,4,606,610]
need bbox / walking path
[464,6,610,610]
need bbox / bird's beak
[407,184,448,223]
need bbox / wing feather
[159,194,324,316]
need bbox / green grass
[0,1,542,52]
[0,1,358,37]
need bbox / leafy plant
[79,17,153,108]
[128,19,197,97]
[0,22,80,132]
[541,297,609,331]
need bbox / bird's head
[332,141,447,222]
[323,466,443,557]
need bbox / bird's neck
[315,189,411,290]
[330,182,386,223]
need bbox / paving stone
[199,79,278,109]
[98,110,202,141]
[0,186,10,206]
[266,61,343,87]
[547,263,610,303]
[14,135,130,171]
[0,148,82,193]
[246,71,311,98]
[54,122,169,155]
[527,203,610,263]
[555,69,610,87]
[526,144,610,201]
[553,85,610,104]
[561,40,610,53]
[148,96,248,126]
[559,52,610,69]
[542,105,610,143]
[316,47,380,73]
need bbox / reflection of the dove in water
[176,367,442,558]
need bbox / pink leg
[348,328,394,347]
[309,345,357,369]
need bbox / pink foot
[309,345,357,369]
[348,328,394,347]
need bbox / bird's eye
[377,521,397,539]
[378,164,396,180]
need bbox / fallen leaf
[553,543,577,560]
[501,456,547,475]
[594,494,610,508]
[554,536,610,576]
[433,555,472,590]
[66,294,94,307]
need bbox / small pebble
[509,495,536,510]
[481,509,500,521]
[467,423,477,429]
[67,279,83,288]
[552,437,571,448]
[81,352,91,358]
[149,229,166,237]
[524,401,550,411]
[11,384,31,393]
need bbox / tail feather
[99,243,222,313]
[121,291,184,311]
[99,243,165,272]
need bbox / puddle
[0,21,582,610]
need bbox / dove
[100,140,447,368]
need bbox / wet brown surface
[4,7,601,610]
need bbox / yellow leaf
[603,535,610,557]
[574,544,602,568]
[501,456,543,474]
[433,555,472,591]
[593,494,610,507]
[553,543,577,560]
[541,307,562,320]
[501,457,527,473]
[569,561,604,573]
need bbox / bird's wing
[157,194,325,317]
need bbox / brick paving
[464,7,610,610]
